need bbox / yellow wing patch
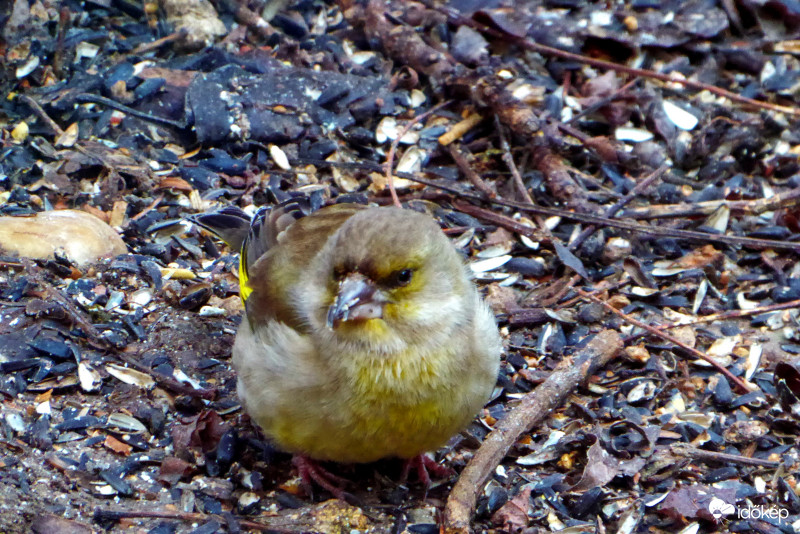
[239,241,252,303]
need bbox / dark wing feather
[243,197,314,272]
[189,206,252,252]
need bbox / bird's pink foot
[400,454,455,487]
[291,455,350,500]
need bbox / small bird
[193,201,501,495]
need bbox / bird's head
[319,207,468,348]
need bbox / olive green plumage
[195,202,502,464]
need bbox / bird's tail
[189,198,316,301]
[190,206,252,252]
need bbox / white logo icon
[708,497,735,519]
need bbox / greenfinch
[194,201,501,494]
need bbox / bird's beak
[326,273,386,328]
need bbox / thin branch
[620,187,800,218]
[443,330,622,534]
[494,115,534,204]
[293,159,800,252]
[569,164,668,250]
[625,298,800,341]
[448,145,497,199]
[453,201,544,240]
[670,443,780,468]
[132,30,188,55]
[16,94,65,136]
[564,78,639,125]
[385,100,451,208]
[73,94,186,129]
[216,0,277,40]
[429,1,800,116]
[22,260,111,350]
[94,508,297,533]
[575,289,754,393]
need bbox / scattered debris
[2,0,800,532]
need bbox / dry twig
[670,443,780,468]
[94,508,295,533]
[448,146,497,199]
[431,2,800,116]
[494,115,534,205]
[443,330,622,534]
[217,0,276,40]
[385,100,451,208]
[569,164,667,251]
[296,159,800,252]
[625,298,800,341]
[16,94,65,136]
[22,260,111,350]
[619,187,800,218]
[576,289,753,393]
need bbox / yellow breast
[267,346,474,463]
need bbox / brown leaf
[492,484,532,531]
[570,440,619,492]
[172,410,230,458]
[157,456,195,486]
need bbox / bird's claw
[292,455,352,501]
[400,454,455,488]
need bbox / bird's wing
[244,203,367,330]
[190,198,317,300]
[241,197,314,272]
[192,201,368,328]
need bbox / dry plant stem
[453,201,543,241]
[52,7,70,77]
[564,78,638,125]
[439,113,483,146]
[384,100,451,208]
[670,443,779,468]
[720,0,745,34]
[74,93,186,129]
[443,330,623,534]
[533,148,590,211]
[620,187,800,218]
[492,122,553,237]
[94,508,292,533]
[130,194,164,222]
[505,199,800,252]
[296,159,800,252]
[626,298,800,341]
[22,260,110,350]
[132,30,188,55]
[217,0,276,39]
[432,2,800,116]
[448,145,497,199]
[576,289,752,393]
[17,94,65,136]
[569,164,668,251]
[494,115,534,204]
[538,274,582,308]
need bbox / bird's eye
[393,269,413,286]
